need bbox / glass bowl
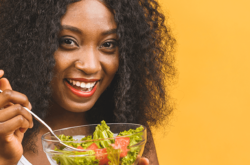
[41,123,147,165]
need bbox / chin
[50,97,97,114]
[66,107,92,113]
[63,100,97,113]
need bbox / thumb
[0,78,12,90]
[138,157,149,165]
[0,70,4,77]
[0,70,12,90]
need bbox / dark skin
[0,0,156,164]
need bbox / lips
[65,78,99,97]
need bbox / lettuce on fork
[80,135,94,149]
[57,134,94,149]
[57,134,78,149]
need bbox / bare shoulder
[143,127,159,165]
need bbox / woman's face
[51,0,119,112]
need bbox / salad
[52,121,145,165]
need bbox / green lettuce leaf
[58,134,94,149]
[118,126,144,147]
[120,149,140,165]
[118,126,144,165]
[57,134,80,149]
[53,148,99,165]
[80,135,94,149]
[106,145,121,165]
[93,120,115,148]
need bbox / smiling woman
[0,0,175,165]
[51,1,119,113]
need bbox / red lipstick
[69,78,99,82]
[65,80,98,97]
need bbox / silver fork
[0,89,85,152]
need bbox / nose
[74,48,101,75]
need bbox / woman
[0,0,175,164]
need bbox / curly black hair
[0,0,175,156]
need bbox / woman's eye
[59,37,78,49]
[64,39,74,45]
[101,41,117,49]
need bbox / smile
[65,78,99,97]
[67,79,97,91]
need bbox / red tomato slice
[94,137,130,164]
[77,146,84,150]
[120,146,128,158]
[99,156,109,165]
[110,144,116,148]
[114,137,130,157]
[95,148,109,165]
[87,143,99,150]
[109,143,127,157]
[115,136,130,146]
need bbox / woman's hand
[0,70,33,165]
[137,156,149,165]
[139,157,149,165]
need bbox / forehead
[61,0,116,30]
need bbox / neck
[41,102,88,132]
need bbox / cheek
[50,52,69,89]
[53,51,74,77]
[100,55,119,91]
[104,57,119,76]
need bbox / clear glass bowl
[41,123,147,165]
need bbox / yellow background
[153,0,250,164]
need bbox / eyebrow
[101,28,117,35]
[61,25,82,34]
[61,25,117,36]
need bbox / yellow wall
[154,0,250,164]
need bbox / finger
[19,128,27,133]
[0,90,32,110]
[0,70,4,78]
[15,128,26,142]
[0,115,30,139]
[0,72,15,109]
[0,104,33,128]
[138,157,149,165]
[0,77,12,90]
[3,102,14,109]
[136,155,142,165]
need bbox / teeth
[68,79,96,89]
[86,83,90,88]
[76,81,81,87]
[81,82,86,88]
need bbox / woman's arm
[143,127,159,165]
